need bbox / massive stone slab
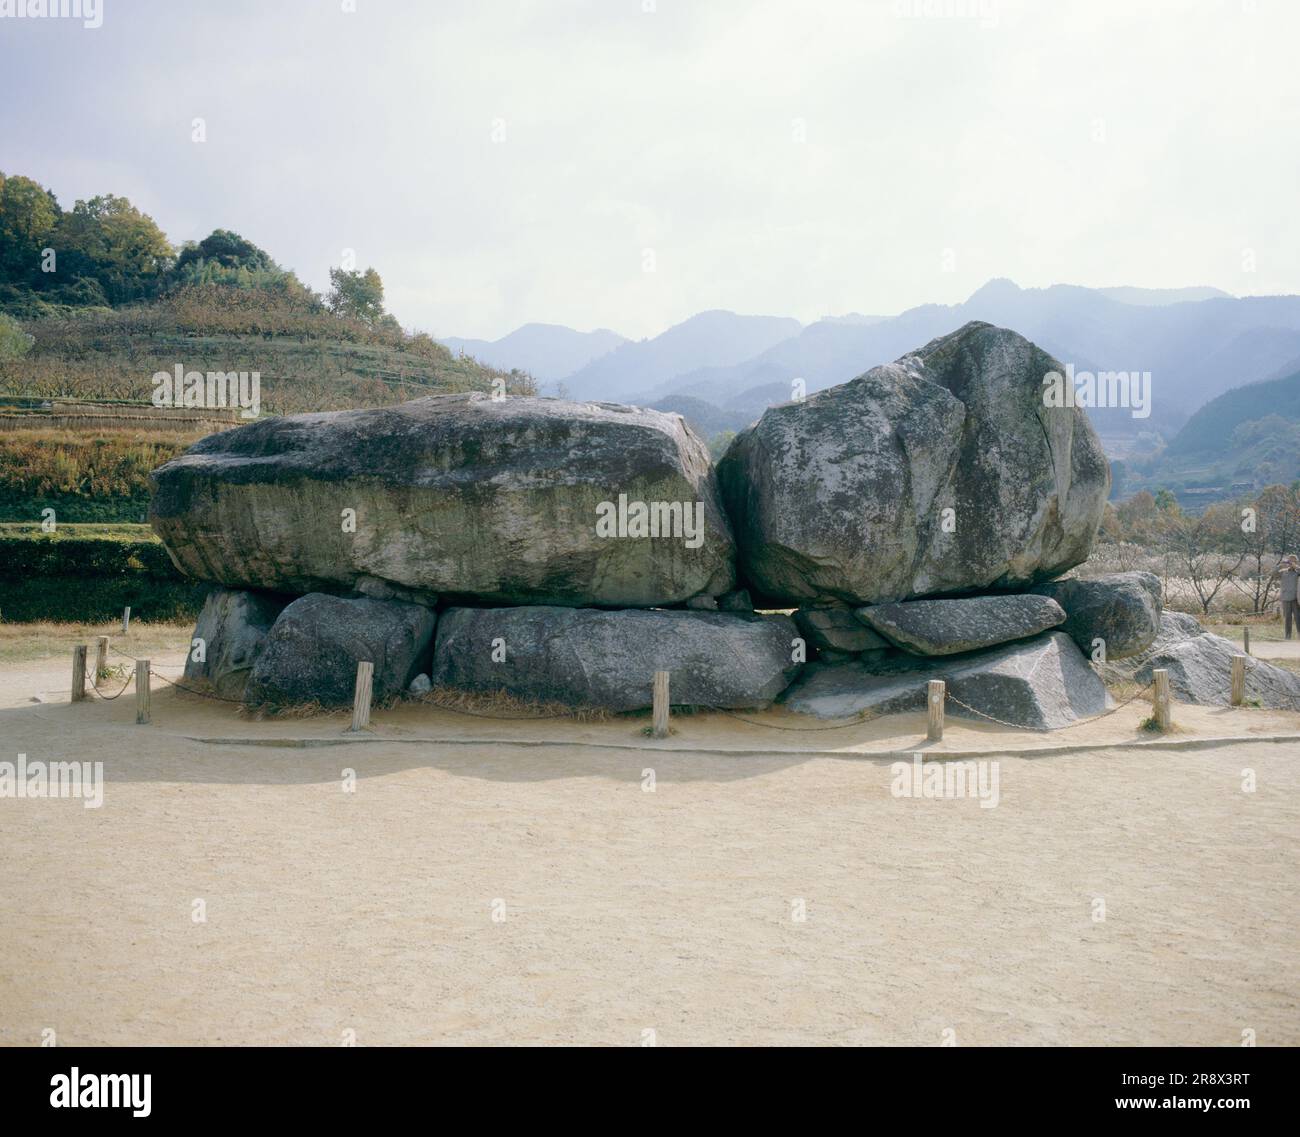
[1134,628,1300,710]
[183,586,289,699]
[245,593,436,707]
[1031,571,1160,659]
[716,322,1110,606]
[856,594,1065,656]
[782,631,1110,730]
[150,393,734,608]
[431,606,801,711]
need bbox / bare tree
[1229,485,1300,613]
[1169,503,1246,614]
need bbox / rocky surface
[781,631,1110,730]
[1032,572,1160,659]
[856,594,1065,656]
[716,322,1109,606]
[1103,610,1211,680]
[431,606,801,712]
[245,593,437,707]
[794,606,890,654]
[183,587,289,699]
[1134,628,1300,710]
[151,393,734,608]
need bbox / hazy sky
[2,0,1297,340]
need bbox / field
[0,290,525,527]
[1,626,1297,1046]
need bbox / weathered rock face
[245,593,436,707]
[782,631,1110,730]
[794,606,890,655]
[717,322,1109,606]
[1135,629,1300,710]
[1031,572,1160,660]
[431,606,801,711]
[150,394,734,608]
[183,587,289,699]
[856,594,1065,656]
[1102,610,1203,680]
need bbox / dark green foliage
[0,530,205,622]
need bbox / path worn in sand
[1,653,1297,1045]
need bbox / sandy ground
[2,649,1298,1046]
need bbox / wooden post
[122,606,131,635]
[95,635,109,680]
[1231,654,1246,706]
[135,659,150,724]
[1243,626,1251,656]
[927,679,945,741]
[71,644,87,702]
[350,661,374,732]
[1152,667,1172,732]
[652,670,670,739]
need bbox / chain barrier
[87,620,1293,729]
[87,665,134,701]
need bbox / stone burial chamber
[148,321,1153,726]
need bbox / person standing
[1274,555,1300,639]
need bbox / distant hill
[1167,367,1300,456]
[562,310,802,403]
[0,286,520,523]
[440,322,627,383]
[1116,367,1300,502]
[1095,285,1231,306]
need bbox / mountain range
[439,281,1300,459]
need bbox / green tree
[327,266,386,325]
[0,311,33,358]
[51,194,174,304]
[0,172,61,287]
[1153,488,1179,514]
[174,228,274,274]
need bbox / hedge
[0,531,206,622]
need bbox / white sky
[2,0,1297,339]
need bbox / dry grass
[414,684,612,722]
[0,618,192,665]
[239,698,349,721]
[1203,615,1289,642]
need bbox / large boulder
[183,587,289,699]
[856,594,1065,656]
[717,322,1109,606]
[1134,629,1300,711]
[782,631,1110,730]
[1031,571,1160,659]
[150,394,734,608]
[245,593,436,707]
[431,606,801,711]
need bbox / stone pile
[150,321,1190,727]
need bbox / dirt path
[2,654,1297,1046]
